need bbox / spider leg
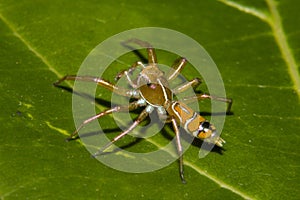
[171,118,186,184]
[66,100,146,141]
[182,94,233,114]
[92,105,153,157]
[167,57,187,81]
[54,75,139,98]
[122,38,157,64]
[115,61,145,88]
[172,78,201,95]
[147,47,157,64]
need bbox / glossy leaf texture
[0,0,299,199]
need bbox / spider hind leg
[92,105,153,157]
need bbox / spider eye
[147,83,156,89]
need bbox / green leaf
[1,0,299,199]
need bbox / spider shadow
[95,138,144,156]
[97,118,155,155]
[200,111,234,117]
[191,137,225,155]
[65,111,224,157]
[160,123,225,155]
[74,127,121,140]
[78,126,224,156]
[55,85,229,156]
[121,42,148,64]
[66,125,145,155]
[53,84,112,108]
[54,84,144,152]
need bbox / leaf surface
[0,0,299,199]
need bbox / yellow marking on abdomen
[172,102,206,133]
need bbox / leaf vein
[226,83,294,90]
[146,138,254,200]
[265,0,300,99]
[217,0,270,23]
[0,12,64,80]
[217,0,300,99]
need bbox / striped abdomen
[166,101,225,147]
[168,102,205,137]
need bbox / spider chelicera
[54,39,232,183]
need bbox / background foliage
[0,0,299,199]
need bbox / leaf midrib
[218,0,300,100]
[265,0,300,99]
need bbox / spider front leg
[65,100,146,141]
[92,105,153,157]
[122,38,157,64]
[171,118,186,184]
[54,75,139,98]
[167,57,187,81]
[115,61,146,88]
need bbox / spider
[54,39,232,183]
